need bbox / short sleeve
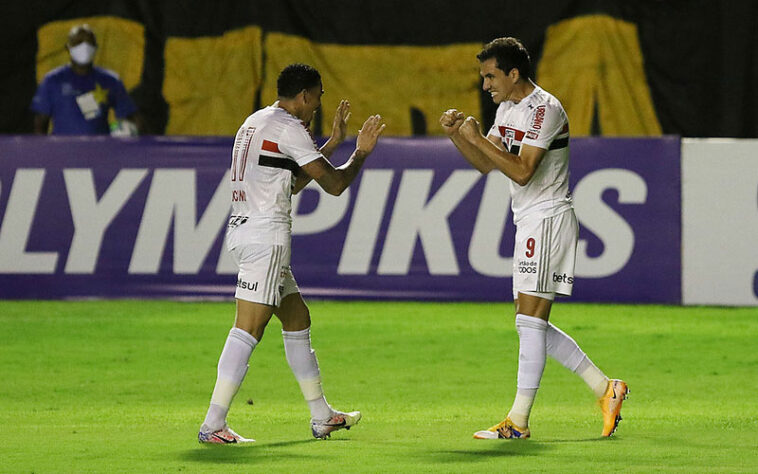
[521,103,567,150]
[30,76,53,115]
[279,124,324,166]
[110,78,137,119]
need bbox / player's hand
[355,115,386,157]
[458,116,482,141]
[439,109,465,136]
[329,99,351,144]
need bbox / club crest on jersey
[503,128,516,150]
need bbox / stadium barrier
[0,136,754,305]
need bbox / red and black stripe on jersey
[498,124,568,154]
[258,139,300,175]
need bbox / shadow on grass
[424,441,549,463]
[421,437,604,463]
[538,437,612,444]
[179,439,316,464]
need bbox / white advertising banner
[682,139,758,306]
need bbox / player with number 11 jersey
[227,106,322,249]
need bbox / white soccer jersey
[226,105,322,248]
[487,85,572,224]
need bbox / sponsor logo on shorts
[517,260,538,274]
[237,279,258,291]
[552,272,574,285]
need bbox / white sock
[577,358,610,399]
[201,327,257,432]
[507,314,547,428]
[508,389,537,429]
[546,323,609,398]
[282,327,333,421]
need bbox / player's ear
[509,68,520,82]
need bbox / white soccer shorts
[229,243,300,307]
[512,208,578,299]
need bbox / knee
[291,308,311,331]
[235,321,267,341]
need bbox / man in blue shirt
[31,24,139,135]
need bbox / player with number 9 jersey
[440,37,627,441]
[486,85,577,298]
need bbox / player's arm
[319,99,351,159]
[458,116,546,186]
[298,115,385,196]
[292,100,352,193]
[292,167,314,194]
[439,109,499,174]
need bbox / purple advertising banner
[0,135,680,303]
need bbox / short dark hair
[477,37,531,80]
[67,24,96,45]
[277,64,322,98]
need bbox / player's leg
[198,243,282,444]
[475,291,551,439]
[475,216,553,439]
[510,292,551,430]
[276,291,329,419]
[541,210,628,436]
[545,322,607,398]
[544,323,628,435]
[275,280,361,439]
[199,300,273,443]
[530,209,608,396]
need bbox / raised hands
[439,109,465,136]
[440,109,483,143]
[330,99,352,144]
[458,116,482,142]
[356,114,386,158]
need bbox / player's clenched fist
[439,109,465,136]
[458,116,482,141]
[356,115,386,157]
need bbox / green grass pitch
[1,300,756,472]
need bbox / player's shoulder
[249,106,303,127]
[528,86,565,113]
[244,106,312,142]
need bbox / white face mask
[69,42,96,65]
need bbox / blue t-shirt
[31,65,137,135]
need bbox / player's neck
[510,79,536,104]
[276,99,306,122]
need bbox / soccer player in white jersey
[198,63,385,444]
[440,37,628,439]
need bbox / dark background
[2,0,756,137]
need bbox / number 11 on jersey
[231,127,256,182]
